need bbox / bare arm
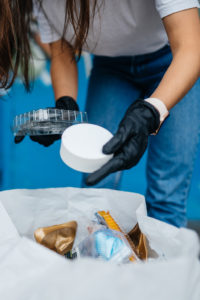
[50,39,78,101]
[151,8,200,110]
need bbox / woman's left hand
[86,99,160,186]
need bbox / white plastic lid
[60,123,113,173]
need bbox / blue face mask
[94,229,132,263]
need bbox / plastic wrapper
[73,228,134,263]
[34,221,77,255]
[12,109,88,136]
[94,211,140,261]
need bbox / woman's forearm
[50,40,78,101]
[151,8,200,110]
[151,47,200,110]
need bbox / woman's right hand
[14,96,79,147]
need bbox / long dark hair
[63,0,98,58]
[0,0,33,91]
[0,0,98,91]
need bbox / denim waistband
[93,44,171,65]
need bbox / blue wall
[0,56,200,219]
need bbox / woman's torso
[37,0,197,56]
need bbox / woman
[16,0,200,227]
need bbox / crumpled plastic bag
[0,187,199,300]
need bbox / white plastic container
[60,123,113,173]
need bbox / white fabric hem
[157,0,200,19]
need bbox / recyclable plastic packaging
[12,109,88,136]
[60,123,113,173]
[95,211,140,261]
[73,228,134,263]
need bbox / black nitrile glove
[86,99,160,186]
[15,96,79,147]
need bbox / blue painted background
[0,56,199,219]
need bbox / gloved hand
[14,96,79,147]
[86,99,160,186]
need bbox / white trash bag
[0,187,199,300]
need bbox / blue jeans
[82,45,200,227]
